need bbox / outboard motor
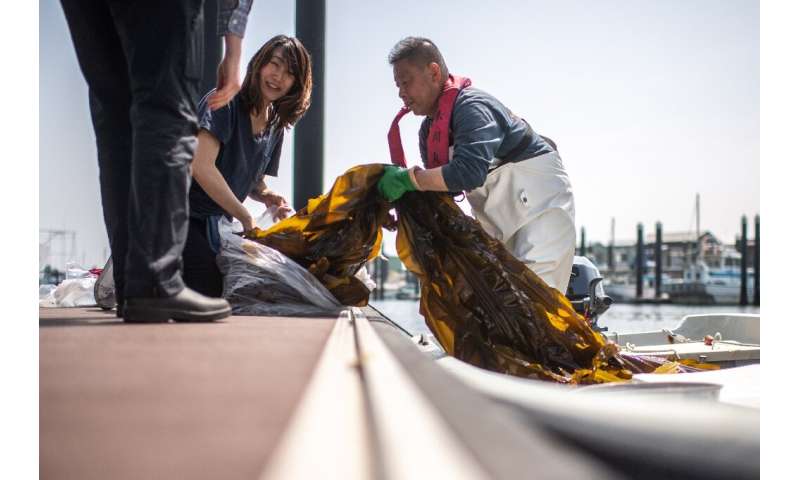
[566,256,613,331]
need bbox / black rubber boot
[124,288,232,323]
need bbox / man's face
[393,59,442,117]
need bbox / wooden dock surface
[40,307,336,480]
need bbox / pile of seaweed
[245,164,391,306]
[246,164,710,384]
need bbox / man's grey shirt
[419,87,553,192]
[218,0,253,37]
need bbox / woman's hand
[260,191,292,221]
[272,205,293,222]
[238,212,255,233]
[260,190,287,208]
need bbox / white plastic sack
[241,209,376,293]
[354,264,377,292]
[39,284,58,308]
[39,263,98,307]
[216,216,346,317]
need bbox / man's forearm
[223,34,242,63]
[411,166,450,192]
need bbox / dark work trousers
[61,0,204,300]
[182,217,224,298]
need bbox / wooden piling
[655,222,663,299]
[608,218,615,274]
[754,214,760,306]
[580,227,586,257]
[739,216,748,306]
[636,223,644,299]
[294,0,326,210]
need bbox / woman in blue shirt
[184,35,312,297]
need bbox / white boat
[420,312,760,394]
[418,312,760,479]
[664,247,755,304]
[602,261,670,303]
[603,312,759,370]
[603,280,669,303]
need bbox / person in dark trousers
[60,0,253,322]
[184,35,313,297]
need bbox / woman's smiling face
[259,47,295,103]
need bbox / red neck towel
[388,75,472,168]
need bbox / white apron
[463,150,576,293]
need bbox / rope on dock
[366,303,414,337]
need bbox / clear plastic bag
[39,284,58,308]
[40,263,97,307]
[65,261,93,280]
[216,217,346,317]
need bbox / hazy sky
[39,0,759,268]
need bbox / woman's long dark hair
[240,35,312,130]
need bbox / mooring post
[580,227,586,257]
[378,258,385,300]
[739,215,748,306]
[754,214,760,306]
[294,0,326,210]
[636,223,644,299]
[655,221,663,300]
[608,217,615,275]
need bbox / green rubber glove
[378,165,417,202]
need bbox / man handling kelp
[236,164,705,383]
[378,37,576,294]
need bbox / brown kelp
[246,164,706,383]
[245,164,391,306]
[393,190,706,383]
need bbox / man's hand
[208,35,243,111]
[378,166,418,202]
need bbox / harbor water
[369,299,761,337]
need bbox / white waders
[464,151,576,293]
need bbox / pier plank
[40,307,335,480]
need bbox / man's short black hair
[388,37,449,79]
